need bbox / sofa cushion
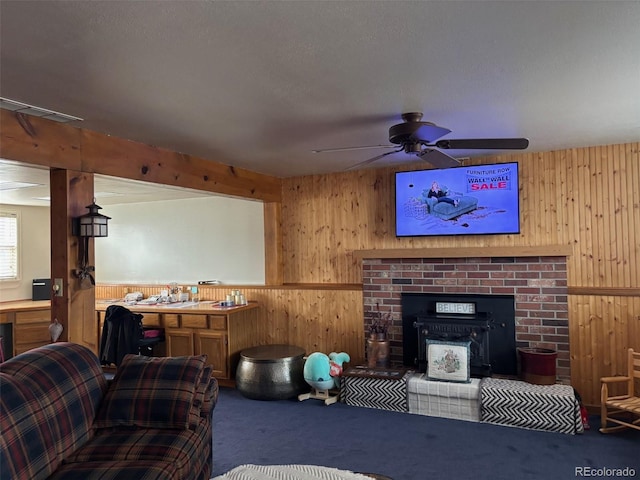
[48,459,179,480]
[95,354,207,430]
[64,423,208,480]
[430,196,478,220]
[0,373,59,480]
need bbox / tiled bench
[480,377,584,435]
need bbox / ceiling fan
[312,112,529,170]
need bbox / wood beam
[0,109,282,202]
[50,169,98,351]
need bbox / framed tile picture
[426,339,471,383]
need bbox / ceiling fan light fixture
[404,143,422,154]
[312,111,529,171]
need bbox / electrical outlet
[53,278,64,297]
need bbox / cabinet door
[194,331,228,379]
[165,329,194,357]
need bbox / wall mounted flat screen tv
[395,162,520,237]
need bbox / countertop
[0,299,257,316]
[0,300,51,313]
[95,300,258,314]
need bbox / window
[0,212,19,281]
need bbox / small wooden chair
[600,348,640,433]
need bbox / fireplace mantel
[354,245,572,260]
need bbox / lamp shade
[78,201,111,237]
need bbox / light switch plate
[53,278,64,297]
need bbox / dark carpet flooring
[212,387,639,480]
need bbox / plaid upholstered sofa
[0,342,218,480]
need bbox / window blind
[0,212,18,280]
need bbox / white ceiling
[1,0,639,182]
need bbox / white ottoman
[407,373,481,422]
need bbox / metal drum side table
[236,344,307,400]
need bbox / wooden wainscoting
[96,284,366,365]
[569,294,640,407]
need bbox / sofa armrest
[200,376,219,419]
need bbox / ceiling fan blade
[417,149,462,168]
[312,144,396,153]
[410,124,452,143]
[344,148,404,171]
[434,138,529,150]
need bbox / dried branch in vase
[365,303,392,337]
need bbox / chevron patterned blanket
[480,378,584,434]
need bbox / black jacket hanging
[99,305,144,367]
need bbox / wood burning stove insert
[402,293,517,377]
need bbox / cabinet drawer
[15,323,51,344]
[181,314,208,329]
[15,310,50,324]
[209,315,227,330]
[139,312,160,326]
[164,314,179,328]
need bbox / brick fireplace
[362,254,570,382]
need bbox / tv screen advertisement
[395,162,520,237]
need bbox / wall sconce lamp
[73,200,111,288]
[77,200,111,238]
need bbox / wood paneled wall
[2,109,637,407]
[279,143,639,407]
[281,145,640,287]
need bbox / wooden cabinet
[164,313,230,378]
[0,302,52,357]
[96,303,258,384]
[15,308,51,354]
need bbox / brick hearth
[362,256,570,382]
